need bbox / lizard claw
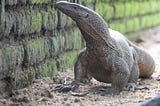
[54,83,76,92]
[54,78,77,93]
[124,83,136,91]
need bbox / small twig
[70,91,89,97]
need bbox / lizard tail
[127,40,155,78]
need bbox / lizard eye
[73,6,78,10]
[84,13,89,18]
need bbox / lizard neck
[78,25,114,50]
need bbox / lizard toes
[54,84,77,93]
[124,83,136,91]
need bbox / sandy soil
[0,27,160,106]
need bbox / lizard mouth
[55,2,74,18]
[54,2,65,12]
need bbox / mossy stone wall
[0,0,82,91]
[84,0,160,37]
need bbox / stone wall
[0,0,160,91]
[93,0,160,37]
[0,0,82,91]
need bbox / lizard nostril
[73,6,78,10]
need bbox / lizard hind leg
[125,47,139,91]
[125,56,139,91]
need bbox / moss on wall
[57,51,78,72]
[37,60,57,78]
[94,0,160,33]
[31,12,42,33]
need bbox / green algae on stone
[11,67,35,89]
[50,33,65,56]
[50,36,60,56]
[47,6,55,15]
[31,0,51,4]
[31,12,42,33]
[96,2,113,21]
[2,45,24,73]
[57,51,78,72]
[64,30,74,50]
[0,49,3,76]
[37,60,58,78]
[5,0,18,5]
[70,28,83,50]
[25,38,50,65]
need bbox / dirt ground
[0,27,160,106]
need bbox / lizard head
[55,1,110,45]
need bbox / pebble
[74,98,80,102]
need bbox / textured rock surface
[0,0,82,91]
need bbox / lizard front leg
[54,49,91,93]
[74,49,92,84]
[110,57,130,95]
[98,55,130,95]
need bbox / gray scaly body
[54,1,155,95]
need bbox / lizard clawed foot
[54,78,89,96]
[54,78,78,93]
[124,83,136,91]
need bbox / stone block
[37,60,57,78]
[57,51,78,72]
[24,38,50,66]
[0,45,24,79]
[11,67,35,89]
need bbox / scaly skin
[55,1,155,95]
